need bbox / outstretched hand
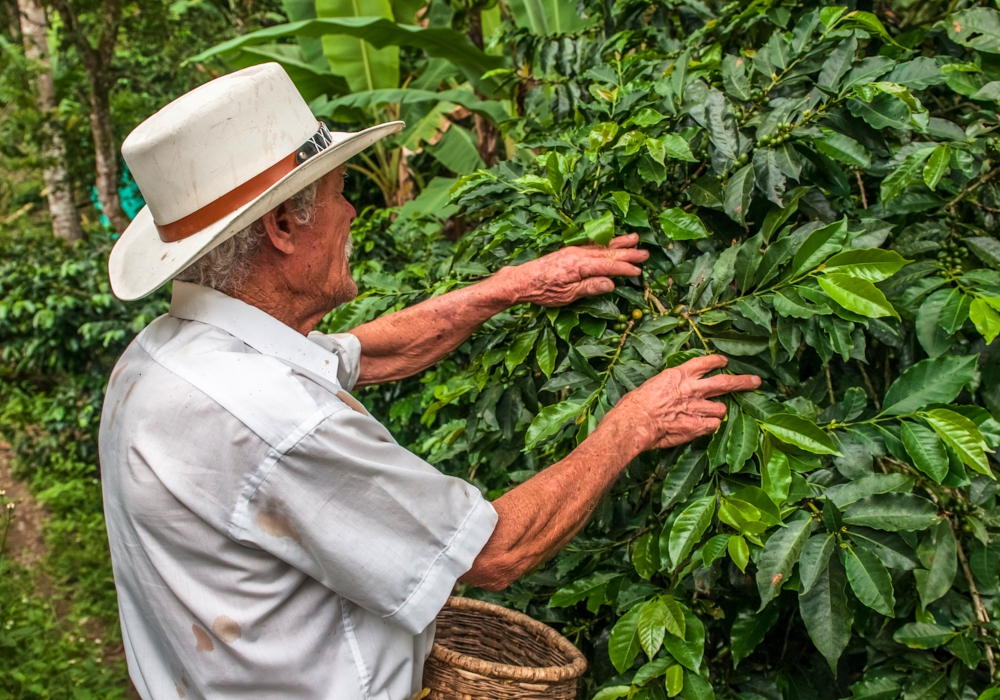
[503,234,649,307]
[613,354,761,452]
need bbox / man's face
[290,168,358,310]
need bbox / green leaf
[550,571,618,607]
[760,414,840,455]
[881,356,978,415]
[724,164,755,228]
[799,556,852,673]
[680,672,715,700]
[914,519,957,608]
[924,408,993,477]
[849,527,921,570]
[722,54,752,101]
[762,447,791,505]
[791,219,848,278]
[704,89,739,164]
[583,211,616,246]
[525,401,585,449]
[821,249,909,282]
[880,147,935,202]
[817,274,900,320]
[946,634,983,669]
[937,288,972,335]
[507,0,594,33]
[923,145,951,191]
[662,450,707,510]
[536,327,557,379]
[633,531,658,580]
[728,535,750,573]
[662,608,705,672]
[702,534,732,567]
[726,410,759,473]
[757,516,813,609]
[826,473,914,509]
[814,129,871,168]
[593,687,631,700]
[892,622,956,649]
[426,125,485,175]
[818,35,858,91]
[842,544,896,616]
[662,595,686,639]
[901,421,949,483]
[666,664,684,698]
[506,330,539,373]
[843,493,940,531]
[734,233,765,293]
[967,237,1000,270]
[947,7,1000,54]
[638,597,668,659]
[753,148,787,207]
[647,134,698,163]
[668,496,716,566]
[972,297,1000,343]
[608,604,643,674]
[849,93,911,130]
[799,533,836,594]
[730,604,780,667]
[659,208,710,241]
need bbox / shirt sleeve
[306,331,362,390]
[235,405,497,635]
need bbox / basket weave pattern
[423,597,587,700]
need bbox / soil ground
[0,440,140,699]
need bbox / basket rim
[429,596,587,683]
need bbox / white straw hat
[108,63,403,301]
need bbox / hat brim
[109,121,404,301]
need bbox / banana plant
[189,11,508,205]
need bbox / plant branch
[946,166,1000,211]
[957,537,996,677]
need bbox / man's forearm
[460,407,646,591]
[350,269,520,387]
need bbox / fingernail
[601,281,613,292]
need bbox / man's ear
[260,202,295,255]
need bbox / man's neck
[231,276,328,336]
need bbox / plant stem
[856,360,880,410]
[956,538,996,677]
[946,165,1000,211]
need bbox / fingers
[577,277,615,297]
[694,400,728,419]
[699,372,762,398]
[609,233,640,249]
[578,260,645,279]
[677,354,729,377]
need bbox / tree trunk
[465,7,500,168]
[18,0,84,242]
[49,0,130,234]
[85,69,130,234]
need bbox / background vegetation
[6,0,1000,699]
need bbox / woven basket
[422,596,587,700]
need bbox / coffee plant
[325,1,1000,698]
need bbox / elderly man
[99,64,759,700]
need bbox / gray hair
[174,182,320,293]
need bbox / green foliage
[342,1,1000,697]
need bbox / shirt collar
[169,281,345,392]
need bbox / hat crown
[122,64,317,226]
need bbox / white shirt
[99,281,497,700]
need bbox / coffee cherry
[632,309,644,320]
[617,314,628,323]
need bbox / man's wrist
[486,266,526,307]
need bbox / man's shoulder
[110,315,342,450]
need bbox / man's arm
[460,355,760,591]
[349,235,649,387]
